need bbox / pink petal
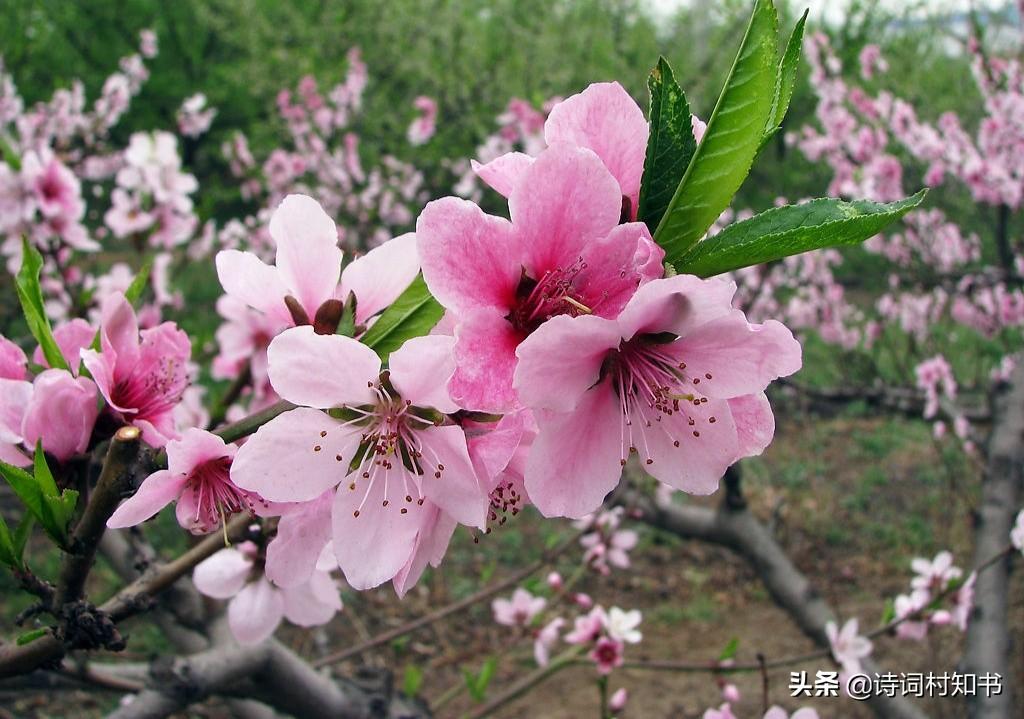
[0,378,31,444]
[106,470,187,528]
[0,443,29,467]
[35,319,95,374]
[281,571,342,626]
[466,411,528,491]
[616,275,737,341]
[509,144,621,277]
[416,425,487,528]
[0,336,27,380]
[640,397,737,495]
[265,491,333,588]
[231,407,361,503]
[728,392,775,459]
[215,249,290,324]
[166,427,234,476]
[525,378,624,518]
[471,152,535,197]
[193,548,253,599]
[270,194,343,319]
[98,292,140,369]
[267,326,380,408]
[21,371,98,462]
[416,197,519,315]
[673,313,802,398]
[393,508,457,598]
[228,577,285,645]
[340,233,420,324]
[331,477,427,590]
[449,308,523,413]
[513,315,620,413]
[576,223,661,317]
[544,82,648,215]
[389,335,457,413]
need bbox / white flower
[606,607,642,644]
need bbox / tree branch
[963,356,1024,719]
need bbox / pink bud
[722,683,741,703]
[574,592,593,609]
[609,687,628,713]
[931,610,952,625]
[546,571,563,590]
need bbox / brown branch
[963,355,1024,719]
[0,515,251,679]
[314,527,586,668]
[55,426,142,608]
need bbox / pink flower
[825,618,872,674]
[264,490,334,588]
[910,550,962,592]
[565,606,608,645]
[590,636,624,675]
[893,590,929,641]
[217,195,418,332]
[0,376,32,466]
[21,369,99,463]
[1013,510,1024,554]
[407,96,438,146]
[609,687,628,713]
[230,330,487,593]
[605,607,642,644]
[0,336,27,380]
[702,704,738,719]
[417,143,663,413]
[216,194,343,328]
[763,708,819,719]
[951,572,976,631]
[107,428,268,534]
[193,542,342,645]
[492,587,546,627]
[513,275,801,518]
[533,617,565,666]
[474,82,648,217]
[34,319,95,375]
[81,292,191,447]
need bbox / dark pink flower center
[506,260,592,334]
[186,456,263,533]
[112,355,188,420]
[340,376,445,518]
[606,336,718,465]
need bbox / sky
[645,0,1013,25]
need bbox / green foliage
[718,636,740,661]
[675,191,927,277]
[402,664,424,697]
[653,0,780,264]
[762,8,808,147]
[637,57,697,232]
[125,260,153,305]
[361,275,444,360]
[462,656,498,702]
[15,238,69,372]
[15,628,48,645]
[0,445,79,549]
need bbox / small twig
[462,647,583,719]
[314,527,586,668]
[206,364,252,431]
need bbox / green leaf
[880,598,896,626]
[13,514,34,560]
[653,0,780,264]
[402,664,424,697]
[33,442,59,498]
[675,191,927,277]
[463,657,498,702]
[16,628,48,646]
[0,133,20,171]
[0,451,76,547]
[0,514,18,568]
[15,238,69,371]
[763,9,808,145]
[125,260,152,305]
[337,293,357,338]
[718,637,740,662]
[360,274,444,359]
[637,57,697,232]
